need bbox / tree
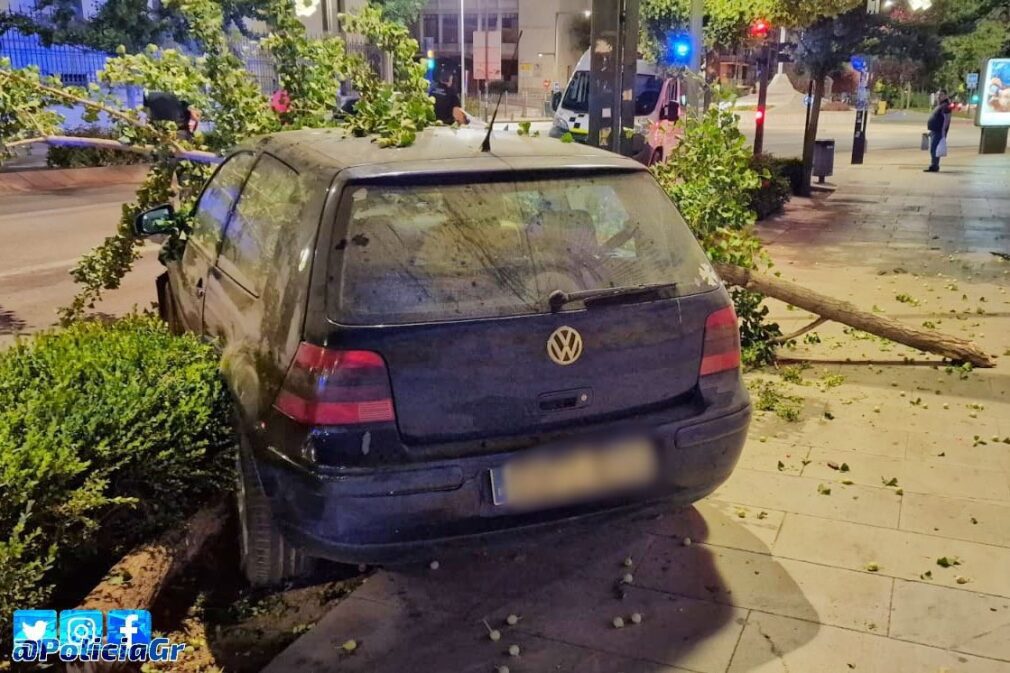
[3,0,267,50]
[792,8,874,195]
[368,0,427,26]
[929,0,1010,94]
[1,0,433,322]
[569,12,592,54]
[640,0,769,60]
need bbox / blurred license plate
[490,438,657,509]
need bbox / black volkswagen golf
[136,127,750,585]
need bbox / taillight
[699,305,741,376]
[274,343,395,425]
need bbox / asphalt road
[0,183,161,347]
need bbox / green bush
[0,315,231,639]
[653,84,784,367]
[773,157,804,196]
[748,153,795,221]
[46,126,149,168]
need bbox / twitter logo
[13,610,57,642]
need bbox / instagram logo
[58,610,103,646]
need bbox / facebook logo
[107,610,152,647]
[59,610,103,645]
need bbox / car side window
[217,154,303,297]
[189,152,256,254]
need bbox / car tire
[236,440,315,587]
[155,273,183,335]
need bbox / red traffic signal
[749,18,770,39]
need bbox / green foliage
[652,84,783,367]
[653,85,761,263]
[369,0,428,24]
[734,288,784,369]
[639,0,864,60]
[46,126,150,167]
[937,20,1010,93]
[794,9,875,80]
[261,0,347,128]
[0,315,232,644]
[3,0,434,323]
[751,379,804,421]
[748,153,794,220]
[339,6,434,147]
[0,61,64,161]
[6,0,265,51]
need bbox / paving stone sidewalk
[266,146,1010,673]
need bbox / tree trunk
[800,75,826,197]
[2,135,219,164]
[715,263,995,368]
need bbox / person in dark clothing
[143,91,199,139]
[431,72,466,125]
[925,89,952,172]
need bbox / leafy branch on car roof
[651,82,785,368]
[0,0,434,323]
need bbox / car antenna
[481,31,522,153]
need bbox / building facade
[414,0,590,95]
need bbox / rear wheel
[236,441,315,586]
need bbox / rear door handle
[195,277,205,298]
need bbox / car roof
[240,126,646,180]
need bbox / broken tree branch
[2,135,220,163]
[774,316,829,344]
[715,262,995,368]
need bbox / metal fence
[0,29,109,87]
[1,25,392,129]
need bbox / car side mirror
[134,204,176,237]
[551,91,562,111]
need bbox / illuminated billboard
[976,58,1010,128]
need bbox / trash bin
[876,100,888,115]
[813,139,835,183]
[921,132,931,151]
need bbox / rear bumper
[256,400,750,565]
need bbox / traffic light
[749,18,770,39]
[970,93,980,104]
[667,34,692,66]
[424,49,435,79]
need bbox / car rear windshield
[332,171,718,325]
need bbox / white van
[549,51,684,165]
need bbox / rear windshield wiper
[548,282,678,312]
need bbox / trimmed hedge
[46,126,149,168]
[0,315,231,641]
[749,154,801,220]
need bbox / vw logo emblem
[547,326,583,365]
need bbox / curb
[0,164,149,194]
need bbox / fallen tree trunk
[3,135,220,164]
[715,262,996,369]
[68,500,230,672]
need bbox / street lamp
[553,9,591,85]
[459,0,466,99]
